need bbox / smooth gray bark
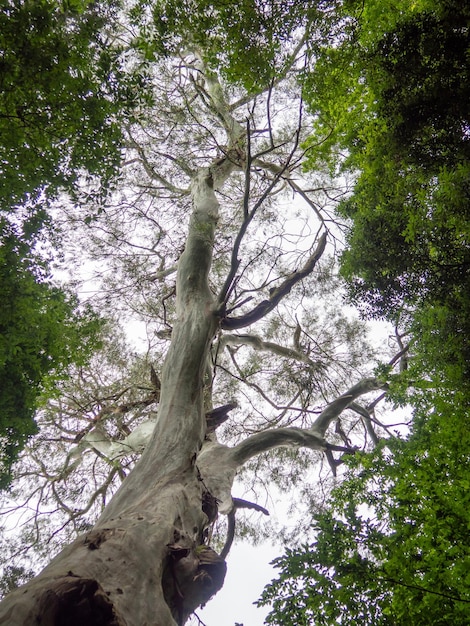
[0,160,231,626]
[0,55,385,626]
[0,167,378,623]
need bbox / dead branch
[220,498,270,560]
[205,403,238,433]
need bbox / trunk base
[35,574,126,626]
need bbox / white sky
[197,540,280,626]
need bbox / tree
[0,222,103,487]
[0,2,413,624]
[0,0,149,476]
[338,0,470,320]
[257,1,470,622]
[301,0,470,344]
[0,0,133,212]
[258,383,470,625]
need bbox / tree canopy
[302,0,470,323]
[130,0,334,90]
[0,0,151,478]
[259,383,470,625]
[0,1,468,624]
[0,0,129,211]
[0,222,103,487]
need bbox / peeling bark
[0,477,203,625]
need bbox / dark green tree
[0,0,131,213]
[302,0,470,326]
[339,1,470,317]
[259,387,470,625]
[0,0,148,476]
[259,2,470,622]
[0,222,103,487]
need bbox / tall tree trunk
[0,65,387,623]
[0,169,228,626]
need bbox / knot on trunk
[205,402,237,434]
[165,544,227,625]
[201,489,219,524]
[84,528,114,550]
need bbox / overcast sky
[197,540,279,626]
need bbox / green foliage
[301,0,438,174]
[0,0,151,484]
[259,391,470,625]
[130,0,330,91]
[370,7,470,170]
[302,0,470,426]
[337,1,470,319]
[0,223,104,488]
[0,0,145,214]
[302,0,470,318]
[267,9,470,609]
[338,160,470,323]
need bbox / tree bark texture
[0,167,229,626]
[0,69,385,622]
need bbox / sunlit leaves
[130,0,347,92]
[132,0,299,88]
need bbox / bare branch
[218,332,317,366]
[311,377,386,437]
[125,135,190,195]
[205,403,238,433]
[216,156,290,305]
[232,497,269,516]
[230,427,325,467]
[220,232,327,330]
[217,113,307,307]
[350,402,380,445]
[389,341,410,371]
[242,117,252,219]
[219,498,269,560]
[145,265,178,282]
